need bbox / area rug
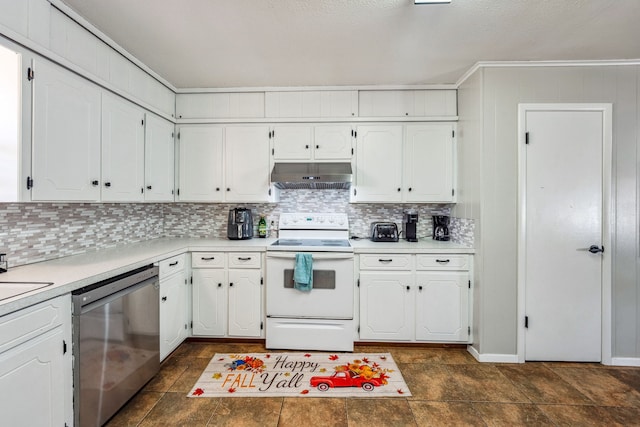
[188,352,411,398]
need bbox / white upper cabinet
[224,125,272,202]
[271,124,353,161]
[404,124,455,203]
[265,91,357,118]
[50,8,100,76]
[0,0,50,47]
[176,93,265,119]
[177,126,224,202]
[32,59,101,201]
[101,92,145,202]
[359,90,457,117]
[353,125,403,203]
[144,113,175,202]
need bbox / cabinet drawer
[0,295,70,354]
[191,252,226,268]
[159,254,186,277]
[228,253,261,269]
[416,255,470,271]
[359,254,412,270]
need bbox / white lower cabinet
[192,252,263,338]
[159,254,189,360]
[359,253,471,343]
[0,295,72,427]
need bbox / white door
[359,271,414,340]
[145,113,175,202]
[404,124,455,203]
[225,125,271,202]
[271,125,313,160]
[520,105,610,362]
[354,125,403,202]
[177,126,223,202]
[160,273,187,360]
[228,269,262,337]
[32,59,101,201]
[313,125,353,160]
[101,92,145,202]
[192,269,227,336]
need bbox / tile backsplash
[0,190,474,267]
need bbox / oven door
[266,252,354,319]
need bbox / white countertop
[0,236,473,316]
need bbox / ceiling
[60,0,640,89]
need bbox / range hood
[271,162,352,189]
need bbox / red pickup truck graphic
[309,370,383,391]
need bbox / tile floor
[106,341,640,426]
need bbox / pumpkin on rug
[188,352,411,398]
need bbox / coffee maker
[402,212,418,242]
[227,208,254,240]
[432,215,450,241]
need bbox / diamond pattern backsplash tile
[1,190,473,267]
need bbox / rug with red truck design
[189,352,411,398]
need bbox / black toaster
[370,222,399,242]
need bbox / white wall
[456,64,640,359]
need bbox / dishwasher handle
[77,275,158,315]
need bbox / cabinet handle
[227,188,230,192]
[378,259,393,263]
[316,145,319,149]
[169,261,179,266]
[201,256,215,261]
[406,285,410,291]
[218,283,222,287]
[436,259,450,264]
[104,182,112,187]
[91,180,99,186]
[419,285,423,291]
[238,257,252,261]
[161,296,167,302]
[216,187,220,191]
[305,145,309,149]
[230,282,234,287]
[147,185,152,190]
[397,188,401,192]
[408,187,412,192]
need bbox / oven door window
[283,269,335,289]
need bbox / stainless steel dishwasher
[72,264,160,427]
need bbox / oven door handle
[266,252,354,260]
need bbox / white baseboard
[467,346,519,363]
[610,357,640,367]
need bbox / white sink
[0,282,54,301]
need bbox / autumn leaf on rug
[188,352,411,398]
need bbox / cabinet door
[228,269,262,337]
[145,113,175,202]
[178,126,223,201]
[0,326,68,426]
[224,125,271,202]
[415,272,469,342]
[160,273,188,360]
[313,125,353,160]
[32,59,101,201]
[192,269,227,336]
[359,271,413,340]
[354,125,403,202]
[101,92,145,201]
[271,125,313,160]
[404,124,455,202]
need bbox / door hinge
[184,323,188,330]
[171,132,175,138]
[357,325,360,333]
[452,188,455,196]
[190,276,193,284]
[268,188,272,196]
[524,316,529,328]
[468,280,471,289]
[184,278,187,285]
[354,130,357,138]
[177,132,181,140]
[63,340,67,354]
[27,67,34,81]
[357,278,360,288]
[353,188,357,196]
[468,326,471,335]
[177,188,180,196]
[271,148,274,155]
[260,277,264,285]
[261,321,264,330]
[525,132,529,145]
[141,187,144,194]
[190,321,193,329]
[26,176,33,190]
[141,119,144,126]
[452,130,455,138]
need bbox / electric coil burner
[266,213,354,351]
